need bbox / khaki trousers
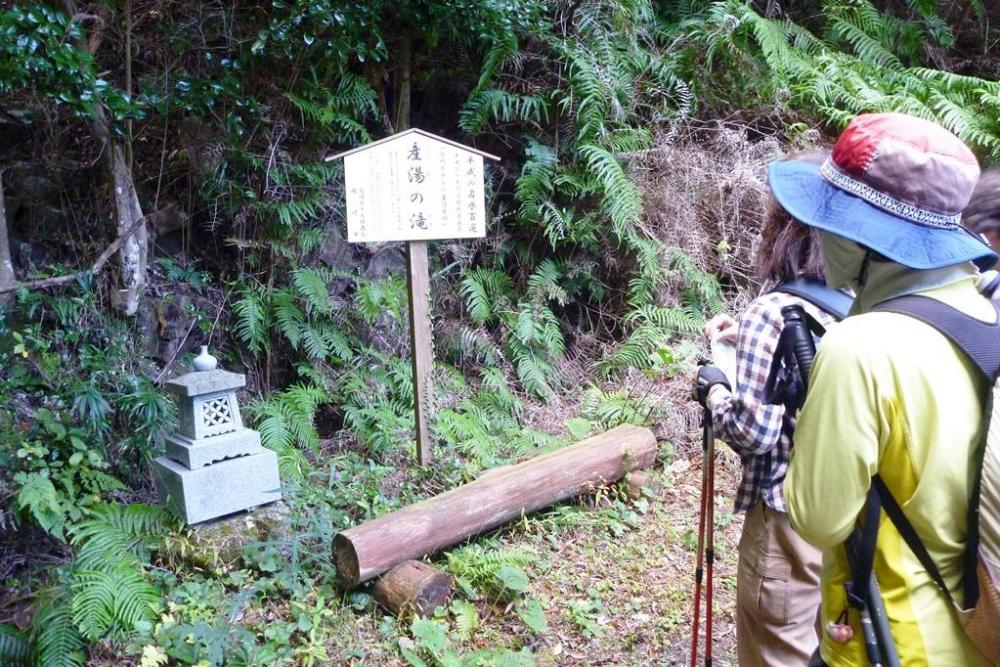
[736,502,822,667]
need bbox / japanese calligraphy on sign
[331,129,499,243]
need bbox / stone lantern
[153,348,281,524]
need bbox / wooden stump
[373,560,452,618]
[333,424,658,587]
[624,470,662,500]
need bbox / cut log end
[624,470,662,500]
[332,533,361,589]
[373,560,452,618]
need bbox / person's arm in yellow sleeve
[786,324,884,548]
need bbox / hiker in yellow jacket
[772,113,997,666]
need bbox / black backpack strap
[771,278,854,321]
[871,294,1000,381]
[871,475,956,606]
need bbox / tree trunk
[394,33,412,134]
[332,424,658,587]
[63,1,147,315]
[373,560,452,618]
[0,174,14,305]
[107,141,148,315]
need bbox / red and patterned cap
[820,112,980,228]
[768,112,996,270]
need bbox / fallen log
[373,560,452,618]
[333,424,658,587]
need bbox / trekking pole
[689,412,708,667]
[689,396,715,667]
[846,498,901,667]
[704,409,716,667]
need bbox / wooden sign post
[327,129,499,465]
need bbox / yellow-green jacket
[787,277,992,666]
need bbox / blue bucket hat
[768,112,997,271]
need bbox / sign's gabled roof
[324,127,501,163]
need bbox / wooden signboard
[327,129,500,464]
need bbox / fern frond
[507,337,558,399]
[272,289,305,348]
[626,304,702,333]
[0,624,33,666]
[581,387,654,428]
[828,17,902,70]
[457,326,500,366]
[471,31,519,95]
[71,565,158,641]
[249,384,330,458]
[526,259,567,305]
[292,267,333,315]
[70,504,175,571]
[460,268,514,325]
[34,602,85,667]
[460,89,550,135]
[78,470,126,496]
[232,288,270,356]
[578,144,643,240]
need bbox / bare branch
[0,217,146,295]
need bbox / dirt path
[325,434,747,666]
[520,447,745,666]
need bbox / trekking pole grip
[781,305,817,385]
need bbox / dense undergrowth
[1,0,999,664]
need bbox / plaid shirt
[708,291,835,513]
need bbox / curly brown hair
[756,149,829,286]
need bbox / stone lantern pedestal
[153,356,281,524]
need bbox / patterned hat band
[819,159,962,230]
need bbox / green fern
[457,0,694,339]
[249,383,330,468]
[695,0,1000,158]
[460,268,513,325]
[354,276,407,327]
[34,603,85,667]
[77,469,126,496]
[444,544,536,598]
[578,144,644,242]
[70,565,159,640]
[285,73,376,144]
[460,89,550,135]
[455,326,501,366]
[14,471,64,539]
[581,387,655,429]
[70,504,175,571]
[291,267,333,315]
[0,624,33,666]
[271,289,306,348]
[233,288,271,356]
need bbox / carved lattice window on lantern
[200,396,237,436]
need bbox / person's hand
[703,314,738,344]
[693,364,731,407]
